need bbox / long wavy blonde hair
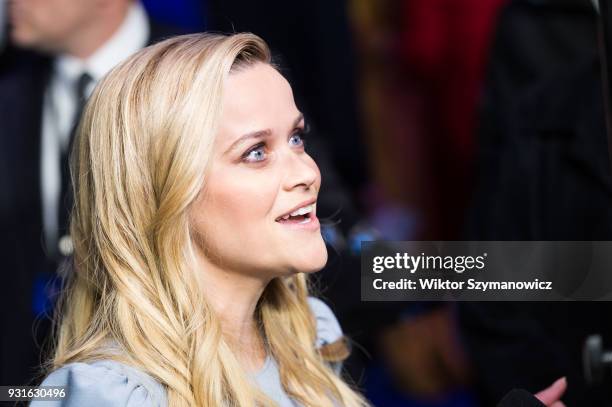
[49,33,369,406]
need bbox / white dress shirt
[41,1,150,255]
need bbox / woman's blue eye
[243,144,266,162]
[289,132,305,147]
[242,131,306,163]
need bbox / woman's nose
[282,151,319,192]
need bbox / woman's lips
[276,213,320,231]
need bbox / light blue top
[31,297,344,407]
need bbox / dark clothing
[0,48,52,387]
[477,0,597,151]
[462,57,612,405]
[459,1,611,405]
[469,57,608,242]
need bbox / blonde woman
[31,33,370,407]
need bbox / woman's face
[190,62,327,278]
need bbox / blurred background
[3,0,612,405]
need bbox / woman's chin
[288,242,328,274]
[307,247,329,273]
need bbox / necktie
[57,72,93,258]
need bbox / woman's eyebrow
[224,129,272,156]
[224,113,304,155]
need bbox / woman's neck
[194,249,271,372]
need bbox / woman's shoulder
[307,297,350,374]
[307,296,344,348]
[308,297,344,347]
[31,359,166,407]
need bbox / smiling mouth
[276,212,313,224]
[275,202,316,224]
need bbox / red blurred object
[398,0,507,237]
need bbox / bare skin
[9,0,130,58]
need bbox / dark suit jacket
[0,21,181,387]
[462,57,612,406]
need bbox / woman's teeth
[277,204,314,222]
[279,213,311,223]
[290,204,314,217]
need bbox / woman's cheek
[223,174,279,224]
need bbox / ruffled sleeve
[30,360,166,407]
[307,296,350,375]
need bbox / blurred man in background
[0,0,178,387]
[460,0,612,405]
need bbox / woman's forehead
[217,64,300,146]
[223,63,295,117]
